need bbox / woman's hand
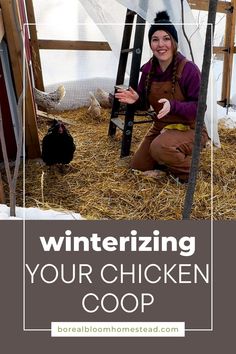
[115,87,139,104]
[157,98,171,119]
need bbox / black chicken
[42,119,76,165]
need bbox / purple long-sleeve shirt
[137,52,201,120]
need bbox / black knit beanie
[148,11,178,44]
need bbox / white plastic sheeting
[32,0,222,145]
[116,0,204,62]
[32,0,120,82]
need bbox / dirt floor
[3,107,236,220]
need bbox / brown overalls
[130,59,208,181]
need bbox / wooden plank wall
[0,0,41,158]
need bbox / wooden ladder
[108,9,152,157]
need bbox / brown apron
[148,58,195,130]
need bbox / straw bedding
[5,108,236,220]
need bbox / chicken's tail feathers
[33,87,43,99]
[57,85,66,100]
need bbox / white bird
[33,85,65,111]
[87,92,101,119]
[95,88,112,108]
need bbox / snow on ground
[0,204,84,220]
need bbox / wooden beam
[38,39,111,51]
[187,0,233,13]
[0,0,40,158]
[213,46,236,54]
[220,0,236,106]
[37,110,77,126]
[24,0,44,91]
[0,0,22,96]
[0,9,5,42]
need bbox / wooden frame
[220,0,236,106]
[0,9,4,42]
[188,0,233,13]
[0,0,41,158]
[1,0,235,157]
[25,0,44,91]
[30,0,235,109]
[37,39,111,51]
[187,0,236,107]
[25,0,111,93]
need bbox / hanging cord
[180,0,195,62]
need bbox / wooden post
[38,39,111,51]
[24,0,44,91]
[187,0,236,108]
[0,9,4,42]
[187,0,233,13]
[0,0,41,158]
[220,0,236,106]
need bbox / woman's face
[150,30,174,65]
